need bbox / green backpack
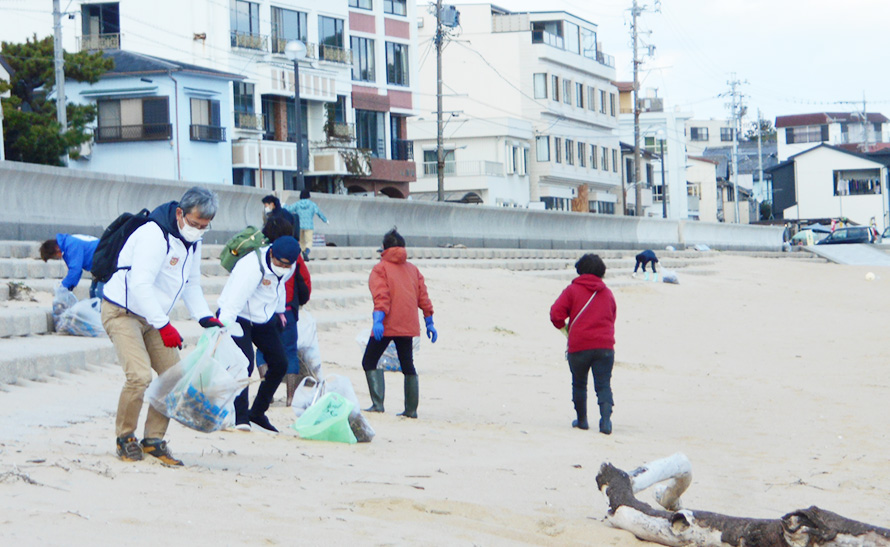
[220,226,268,273]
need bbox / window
[564,21,580,54]
[590,201,615,215]
[578,142,585,167]
[554,137,562,164]
[386,42,409,86]
[533,73,547,99]
[784,125,827,144]
[506,145,515,174]
[565,139,574,165]
[81,2,120,50]
[520,148,529,175]
[541,196,572,211]
[512,145,520,173]
[690,127,709,141]
[96,97,171,142]
[384,0,407,16]
[531,21,564,49]
[390,114,412,160]
[612,149,618,172]
[601,146,608,171]
[644,136,667,154]
[233,82,258,129]
[189,98,224,142]
[349,0,372,9]
[587,87,596,111]
[551,75,559,102]
[422,149,455,175]
[351,36,375,82]
[610,93,616,116]
[599,90,606,114]
[536,136,550,162]
[721,127,735,142]
[576,83,584,108]
[590,144,597,169]
[319,16,346,62]
[653,185,665,202]
[580,28,597,60]
[563,80,571,105]
[271,7,307,54]
[833,170,882,196]
[231,0,263,50]
[355,109,386,158]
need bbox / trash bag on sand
[56,297,104,337]
[355,329,420,372]
[291,374,375,442]
[291,392,357,444]
[297,311,322,379]
[662,270,679,284]
[146,328,248,433]
[52,285,78,325]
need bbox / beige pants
[101,302,180,439]
[299,229,314,252]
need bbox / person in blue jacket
[40,234,102,298]
[632,250,659,281]
[284,189,328,260]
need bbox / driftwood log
[596,454,890,547]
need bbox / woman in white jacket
[216,236,301,432]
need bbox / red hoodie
[550,274,616,353]
[370,247,434,337]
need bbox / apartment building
[685,118,736,156]
[775,112,889,162]
[411,4,621,212]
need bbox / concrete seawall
[0,162,782,250]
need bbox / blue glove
[372,311,385,341]
[425,315,438,343]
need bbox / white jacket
[217,246,295,325]
[102,222,211,329]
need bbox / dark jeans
[634,260,656,273]
[361,336,416,375]
[255,309,299,374]
[567,349,614,408]
[232,315,288,424]
[89,280,104,299]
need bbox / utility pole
[631,0,642,216]
[727,74,745,223]
[52,0,68,164]
[435,0,445,202]
[756,108,765,218]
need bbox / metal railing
[95,123,172,143]
[596,50,615,68]
[78,33,120,51]
[230,31,268,51]
[421,160,504,177]
[234,112,263,131]
[391,138,413,161]
[319,44,352,64]
[189,124,226,142]
[531,30,564,49]
[326,122,354,141]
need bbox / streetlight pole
[659,137,667,219]
[285,40,307,191]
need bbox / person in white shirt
[101,187,224,466]
[216,236,301,433]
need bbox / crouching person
[217,236,301,433]
[102,187,223,466]
[362,229,437,418]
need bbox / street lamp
[657,129,667,219]
[284,40,307,191]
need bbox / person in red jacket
[362,228,437,418]
[550,254,617,434]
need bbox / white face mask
[264,206,273,214]
[179,222,206,243]
[270,264,292,278]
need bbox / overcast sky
[488,0,889,126]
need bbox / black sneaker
[141,438,184,467]
[116,435,143,461]
[249,414,279,433]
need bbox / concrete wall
[0,161,783,250]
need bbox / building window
[575,83,584,108]
[644,136,667,154]
[351,36,375,82]
[536,136,550,162]
[610,93,616,116]
[721,127,735,142]
[690,127,709,141]
[271,7,307,54]
[554,137,562,164]
[96,97,171,142]
[81,2,120,50]
[233,82,260,130]
[349,0,372,9]
[390,114,412,160]
[589,201,615,215]
[578,142,586,167]
[384,0,407,16]
[541,196,572,211]
[189,98,224,142]
[551,75,559,102]
[566,139,574,165]
[601,146,608,171]
[520,148,529,175]
[385,42,409,86]
[612,149,618,172]
[531,21,564,49]
[319,16,346,62]
[599,90,606,114]
[533,73,547,99]
[355,109,386,158]
[833,170,882,196]
[562,79,571,105]
[653,185,665,202]
[512,145,520,173]
[422,149,455,175]
[590,144,597,169]
[785,125,827,144]
[231,0,264,50]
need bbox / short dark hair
[39,239,60,262]
[383,228,405,249]
[262,215,295,242]
[300,189,311,200]
[262,195,280,208]
[575,253,606,278]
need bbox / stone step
[0,306,54,338]
[0,258,67,279]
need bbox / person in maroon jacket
[550,254,617,434]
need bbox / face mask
[265,206,273,214]
[270,264,292,278]
[179,222,206,243]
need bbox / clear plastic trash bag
[56,297,105,337]
[354,329,420,372]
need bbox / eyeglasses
[183,214,211,230]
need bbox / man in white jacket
[217,236,300,433]
[101,187,224,466]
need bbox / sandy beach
[1,253,889,546]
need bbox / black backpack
[91,209,169,283]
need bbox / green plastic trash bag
[291,392,357,444]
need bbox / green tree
[0,35,113,165]
[744,118,777,142]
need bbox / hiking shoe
[116,435,143,462]
[249,414,279,433]
[234,423,251,432]
[141,438,184,467]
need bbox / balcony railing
[391,138,413,161]
[95,123,172,143]
[319,44,352,64]
[421,160,505,177]
[230,31,268,51]
[531,30,564,49]
[272,38,318,59]
[234,112,263,131]
[325,122,354,142]
[596,50,615,68]
[78,33,120,52]
[189,124,226,142]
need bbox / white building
[775,112,889,162]
[686,156,719,222]
[411,4,621,211]
[685,118,735,156]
